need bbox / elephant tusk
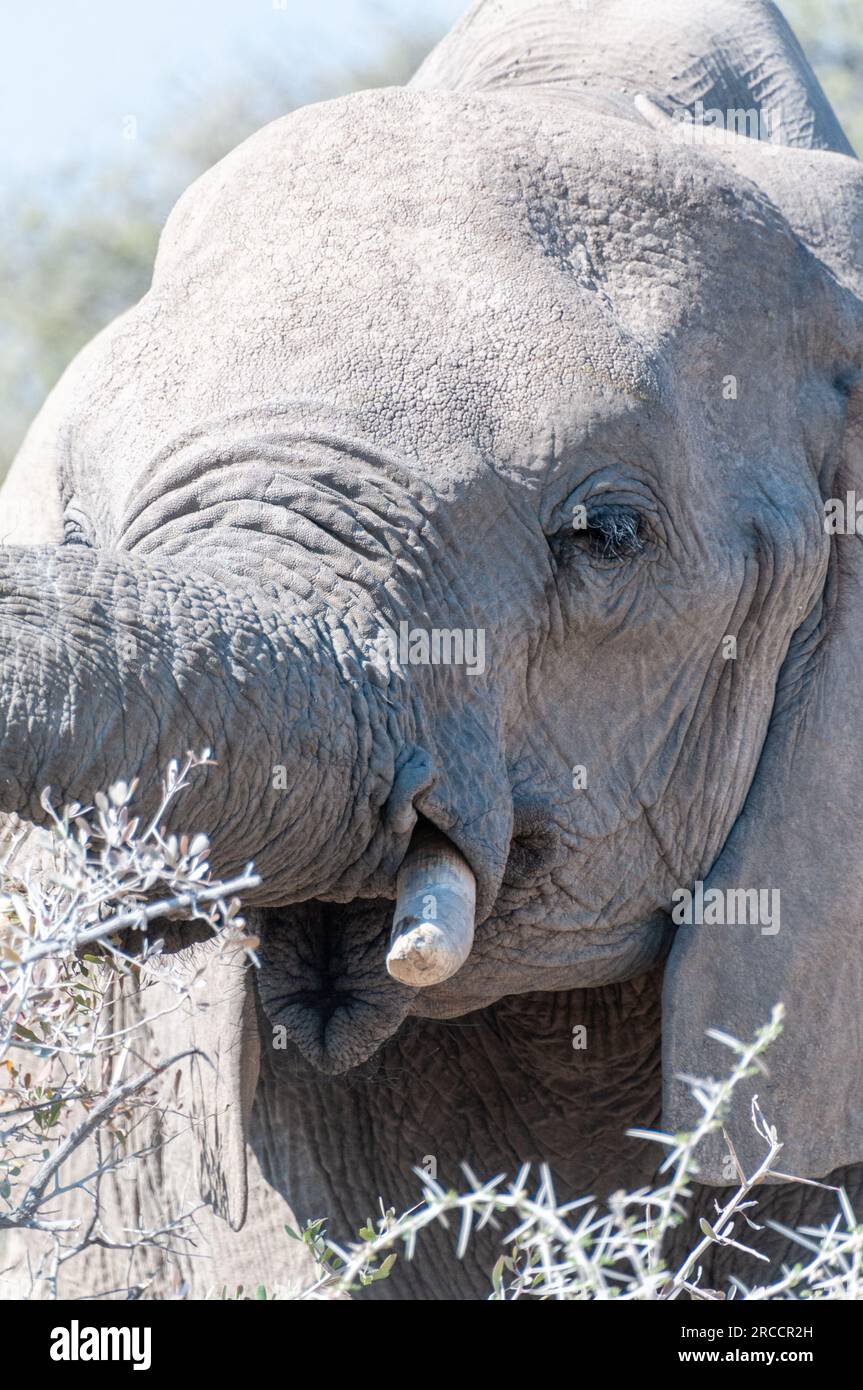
[633,93,674,130]
[386,825,476,987]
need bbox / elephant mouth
[255,899,417,1074]
[254,821,482,1074]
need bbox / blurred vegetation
[0,3,861,480]
[0,29,436,477]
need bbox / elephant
[2,0,863,1300]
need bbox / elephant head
[2,0,862,1227]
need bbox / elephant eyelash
[556,504,647,564]
[585,506,644,560]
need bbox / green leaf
[367,1254,397,1283]
[12,1024,40,1044]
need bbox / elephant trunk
[0,543,406,904]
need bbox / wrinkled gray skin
[3,0,863,1299]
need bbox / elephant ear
[147,929,260,1230]
[662,526,863,1181]
[635,95,863,297]
[648,100,863,1181]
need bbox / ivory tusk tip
[387,824,477,988]
[386,918,469,986]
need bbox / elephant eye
[565,504,646,563]
[63,514,92,548]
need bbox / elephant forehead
[152,87,805,398]
[72,87,823,500]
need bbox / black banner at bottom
[6,1294,854,1376]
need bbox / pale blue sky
[0,0,465,180]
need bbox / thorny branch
[0,752,260,1297]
